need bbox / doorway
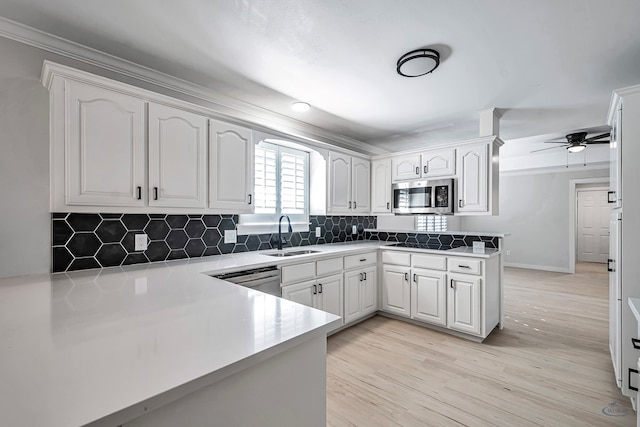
[576,189,610,263]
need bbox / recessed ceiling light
[291,102,310,112]
[397,48,440,77]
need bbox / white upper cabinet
[65,80,146,207]
[422,148,456,178]
[208,120,254,213]
[457,142,488,213]
[328,152,352,213]
[392,153,421,182]
[371,158,392,214]
[327,152,370,214]
[148,104,207,208]
[351,157,371,213]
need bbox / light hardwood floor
[327,263,634,426]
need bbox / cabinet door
[391,154,421,182]
[411,269,446,326]
[422,148,455,178]
[327,152,352,214]
[209,120,254,212]
[362,267,377,315]
[447,274,481,335]
[381,266,411,317]
[148,103,207,208]
[281,280,316,309]
[371,158,392,213]
[457,143,488,213]
[66,80,145,206]
[610,103,622,208]
[352,157,371,213]
[317,274,343,322]
[343,270,363,324]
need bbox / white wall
[0,37,51,278]
[459,166,609,272]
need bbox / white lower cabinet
[411,269,447,326]
[381,266,411,317]
[447,273,481,335]
[381,250,500,339]
[281,274,343,322]
[344,267,377,324]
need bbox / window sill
[236,222,310,236]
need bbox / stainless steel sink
[263,249,321,257]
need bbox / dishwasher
[211,266,281,297]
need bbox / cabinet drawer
[412,253,447,271]
[316,257,343,276]
[382,251,411,266]
[281,262,316,284]
[344,252,377,270]
[448,257,482,275]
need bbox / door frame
[568,177,609,274]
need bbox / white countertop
[365,229,510,238]
[0,240,500,426]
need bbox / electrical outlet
[134,234,148,251]
[506,249,511,256]
[473,241,485,250]
[224,229,237,244]
[315,227,321,237]
[352,225,358,234]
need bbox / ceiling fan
[531,131,610,153]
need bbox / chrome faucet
[277,215,293,250]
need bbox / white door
[327,152,352,214]
[381,266,411,317]
[371,158,392,213]
[447,274,481,335]
[411,269,447,326]
[391,153,421,182]
[317,274,343,321]
[577,190,610,263]
[351,157,371,213]
[457,143,488,213]
[209,120,254,212]
[343,270,363,324]
[148,103,207,208]
[422,148,456,178]
[361,267,377,315]
[66,80,146,206]
[281,280,316,309]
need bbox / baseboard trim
[504,262,570,273]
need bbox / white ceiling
[1,0,639,154]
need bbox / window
[416,215,448,232]
[239,141,309,233]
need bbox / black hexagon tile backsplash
[51,213,497,273]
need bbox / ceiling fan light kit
[291,101,310,112]
[396,48,440,77]
[567,143,586,153]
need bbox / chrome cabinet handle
[386,202,390,210]
[313,284,317,295]
[363,272,367,280]
[137,186,142,200]
[349,201,352,209]
[413,273,417,282]
[359,272,363,281]
[608,259,615,272]
[354,201,357,209]
[608,191,616,203]
[415,167,419,175]
[458,200,463,208]
[424,166,427,174]
[450,279,454,288]
[153,187,158,200]
[318,283,323,294]
[248,194,252,205]
[458,265,471,269]
[360,258,366,262]
[404,272,408,281]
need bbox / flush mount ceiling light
[567,143,586,153]
[291,102,310,112]
[396,48,440,77]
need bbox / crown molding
[0,16,385,156]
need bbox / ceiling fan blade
[531,145,566,153]
[585,132,610,142]
[585,140,610,144]
[543,141,569,144]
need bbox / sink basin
[263,249,321,257]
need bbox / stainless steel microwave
[392,178,455,214]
